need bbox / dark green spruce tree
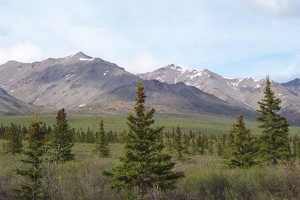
[49,108,74,164]
[257,76,291,165]
[14,114,46,200]
[107,81,184,197]
[4,123,23,154]
[173,126,184,160]
[94,118,110,157]
[225,115,256,168]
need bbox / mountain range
[0,52,299,121]
[139,64,300,121]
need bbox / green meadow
[1,112,300,199]
[1,140,300,199]
[1,113,300,136]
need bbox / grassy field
[1,110,300,199]
[1,113,300,136]
[1,140,300,200]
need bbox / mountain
[80,80,255,117]
[1,53,299,121]
[0,52,139,110]
[0,88,32,115]
[0,52,255,118]
[282,78,300,91]
[139,64,300,121]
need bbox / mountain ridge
[0,52,299,121]
[139,64,300,121]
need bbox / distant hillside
[0,52,299,121]
[0,52,139,110]
[139,64,300,121]
[0,88,32,115]
[80,80,256,118]
[282,78,300,91]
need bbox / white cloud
[238,0,300,18]
[276,53,300,81]
[118,52,171,74]
[0,0,299,82]
[0,42,43,64]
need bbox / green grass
[1,114,300,136]
[1,140,300,200]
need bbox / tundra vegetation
[0,78,300,199]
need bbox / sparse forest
[1,79,300,199]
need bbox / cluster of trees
[0,77,296,198]
[9,109,74,199]
[222,76,291,167]
[169,77,292,167]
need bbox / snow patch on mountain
[79,58,94,61]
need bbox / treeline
[3,120,300,160]
[0,123,119,143]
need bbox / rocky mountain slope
[81,80,255,117]
[0,52,255,117]
[139,64,300,121]
[0,88,32,115]
[0,52,299,121]
[0,52,139,111]
[282,78,300,91]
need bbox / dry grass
[1,140,300,199]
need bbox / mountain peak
[69,51,93,60]
[73,51,91,58]
[163,64,182,71]
[62,51,94,63]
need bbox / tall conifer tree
[49,108,74,163]
[108,81,184,197]
[94,118,110,157]
[225,115,256,168]
[15,114,45,199]
[173,126,184,160]
[4,123,23,154]
[257,76,291,164]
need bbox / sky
[0,0,300,82]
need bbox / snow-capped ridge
[163,64,182,71]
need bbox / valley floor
[1,141,300,200]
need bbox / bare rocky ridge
[82,80,255,117]
[139,64,300,121]
[0,52,139,111]
[0,53,299,121]
[282,78,300,91]
[0,88,32,115]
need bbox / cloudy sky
[0,0,300,82]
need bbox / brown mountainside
[0,53,299,121]
[139,64,300,121]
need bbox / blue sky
[0,0,300,82]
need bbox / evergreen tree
[107,81,184,197]
[225,115,256,168]
[85,127,95,143]
[208,135,214,155]
[4,123,23,154]
[216,134,226,156]
[292,136,300,158]
[196,135,204,155]
[191,139,198,155]
[94,119,110,157]
[49,108,74,164]
[182,133,190,154]
[14,114,46,199]
[257,77,291,164]
[173,126,184,160]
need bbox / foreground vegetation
[1,141,300,200]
